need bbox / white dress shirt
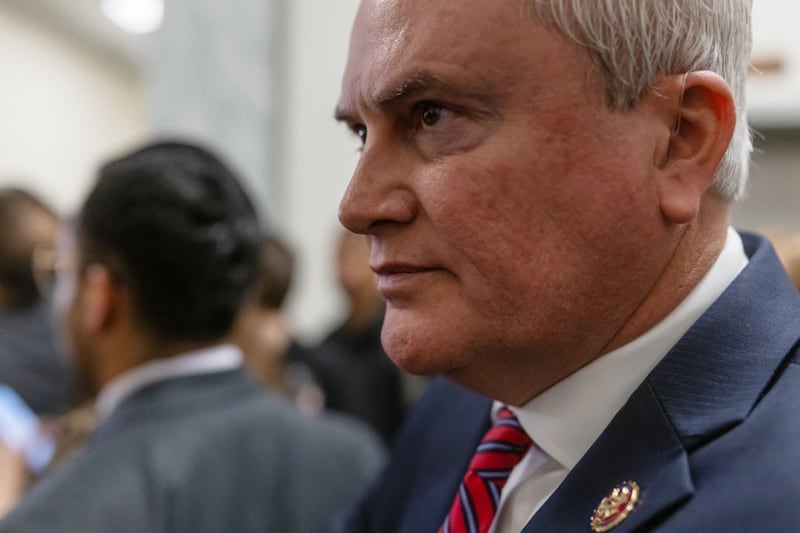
[95,343,243,423]
[489,227,748,533]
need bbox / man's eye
[416,102,447,127]
[351,124,367,144]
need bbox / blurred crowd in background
[0,141,429,531]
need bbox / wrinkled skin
[336,0,732,404]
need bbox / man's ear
[79,264,116,334]
[654,70,736,224]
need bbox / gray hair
[530,0,753,201]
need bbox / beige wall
[738,2,800,233]
[283,0,362,339]
[734,129,800,231]
[0,6,150,215]
[749,2,800,127]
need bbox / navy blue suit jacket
[334,233,800,532]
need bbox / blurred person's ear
[78,265,117,334]
[651,71,736,224]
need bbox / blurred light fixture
[100,0,164,35]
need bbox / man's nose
[338,147,417,234]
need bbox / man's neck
[96,337,226,391]
[600,200,730,356]
[451,199,733,407]
[94,342,242,423]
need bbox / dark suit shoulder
[659,357,800,531]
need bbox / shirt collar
[96,343,243,423]
[502,227,748,470]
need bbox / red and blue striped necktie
[439,407,533,533]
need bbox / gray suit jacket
[0,368,385,533]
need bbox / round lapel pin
[590,480,640,532]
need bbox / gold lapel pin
[590,480,640,532]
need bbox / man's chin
[384,347,434,375]
[385,343,466,378]
[381,313,475,376]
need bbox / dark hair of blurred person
[80,141,259,346]
[62,141,260,401]
[0,141,384,533]
[0,188,72,416]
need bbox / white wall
[0,6,150,215]
[748,2,800,127]
[283,0,362,341]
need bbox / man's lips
[371,263,443,297]
[371,263,439,276]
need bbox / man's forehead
[350,0,517,50]
[340,0,534,116]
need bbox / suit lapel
[646,232,800,450]
[524,233,800,532]
[522,381,693,532]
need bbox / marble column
[144,0,288,222]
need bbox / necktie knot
[439,407,533,533]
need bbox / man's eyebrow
[374,70,441,108]
[334,71,444,122]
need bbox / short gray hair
[530,0,753,201]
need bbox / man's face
[337,0,677,400]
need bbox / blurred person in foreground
[306,230,409,445]
[332,1,800,531]
[0,141,384,533]
[0,188,72,415]
[231,234,325,414]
